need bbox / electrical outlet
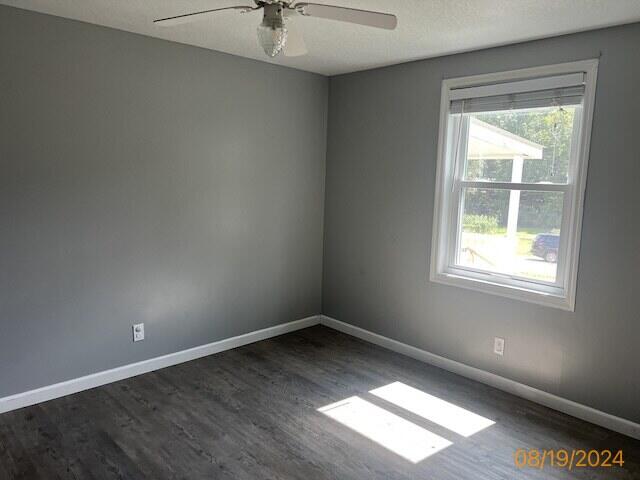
[133,323,145,342]
[494,337,505,356]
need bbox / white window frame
[430,60,598,311]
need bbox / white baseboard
[319,315,640,440]
[0,315,320,414]
[3,313,638,441]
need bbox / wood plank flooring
[0,325,638,479]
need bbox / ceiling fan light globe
[257,22,288,57]
[257,24,288,57]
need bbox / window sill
[430,269,574,311]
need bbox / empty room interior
[1,1,640,478]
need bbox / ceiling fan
[153,1,397,58]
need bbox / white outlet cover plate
[494,337,505,356]
[133,323,145,342]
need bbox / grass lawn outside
[459,227,558,282]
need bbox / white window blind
[449,72,586,113]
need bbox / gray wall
[0,5,327,398]
[323,24,640,422]
[2,4,638,425]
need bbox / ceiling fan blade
[294,3,397,30]
[283,15,308,56]
[154,6,254,27]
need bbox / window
[430,61,598,310]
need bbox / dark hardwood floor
[1,325,638,479]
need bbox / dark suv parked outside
[531,233,559,263]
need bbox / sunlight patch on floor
[318,396,452,463]
[370,381,495,437]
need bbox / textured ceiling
[2,0,640,75]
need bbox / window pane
[461,106,577,184]
[457,188,563,283]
